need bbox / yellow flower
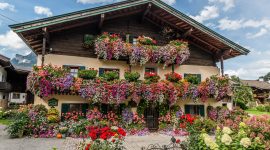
[221,134,232,145]
[222,127,232,135]
[240,138,251,148]
[239,122,247,128]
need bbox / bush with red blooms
[87,126,126,141]
[178,114,196,130]
[165,72,182,83]
[83,126,126,150]
[144,72,160,83]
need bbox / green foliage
[5,112,29,138]
[260,72,270,82]
[83,34,95,48]
[185,74,200,85]
[33,104,48,116]
[256,105,266,112]
[193,118,217,134]
[102,71,119,81]
[124,71,140,82]
[78,69,98,80]
[137,100,147,117]
[231,76,254,110]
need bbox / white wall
[9,92,27,104]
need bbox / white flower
[221,134,232,145]
[222,127,232,135]
[240,138,251,148]
[111,126,118,130]
[201,133,219,150]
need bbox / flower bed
[27,65,231,106]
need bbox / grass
[245,108,270,115]
[0,119,13,125]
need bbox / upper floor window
[184,73,201,84]
[63,65,85,77]
[99,68,120,78]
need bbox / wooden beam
[99,14,105,29]
[142,3,152,21]
[220,55,224,76]
[41,27,47,67]
[183,28,193,38]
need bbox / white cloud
[161,0,176,5]
[225,50,270,79]
[34,6,53,17]
[209,0,236,11]
[190,6,219,23]
[246,28,268,39]
[218,18,270,30]
[0,2,15,11]
[0,30,26,49]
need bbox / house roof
[241,80,270,90]
[0,54,30,73]
[9,0,250,59]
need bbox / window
[63,65,85,77]
[12,93,20,99]
[145,67,157,74]
[185,105,205,116]
[70,67,79,77]
[132,38,138,45]
[99,68,120,77]
[61,103,89,120]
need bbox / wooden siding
[49,15,216,66]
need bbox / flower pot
[56,133,62,139]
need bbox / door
[144,106,159,131]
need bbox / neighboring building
[0,54,32,109]
[242,80,270,104]
[10,0,249,128]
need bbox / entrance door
[144,106,159,131]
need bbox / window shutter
[197,74,202,83]
[129,35,134,44]
[61,103,70,120]
[79,66,86,70]
[99,68,105,77]
[101,104,108,114]
[184,105,190,114]
[199,105,205,117]
[82,103,89,115]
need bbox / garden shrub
[265,105,270,112]
[78,69,98,80]
[124,71,140,82]
[193,118,217,134]
[47,108,60,123]
[5,112,29,138]
[256,105,266,112]
[102,71,119,81]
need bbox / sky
[0,0,270,80]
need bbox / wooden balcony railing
[0,82,12,92]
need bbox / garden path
[0,125,186,150]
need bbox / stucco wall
[35,54,228,115]
[37,54,220,81]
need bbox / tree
[231,76,254,110]
[260,72,270,81]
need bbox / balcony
[0,82,12,92]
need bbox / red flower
[112,139,115,143]
[85,144,91,150]
[176,139,181,143]
[117,128,126,136]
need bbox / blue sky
[0,0,269,79]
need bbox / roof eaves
[9,0,150,33]
[152,0,250,55]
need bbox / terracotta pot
[56,133,62,139]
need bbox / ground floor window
[61,103,89,119]
[184,105,205,117]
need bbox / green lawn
[245,108,270,115]
[0,119,13,125]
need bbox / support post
[172,64,175,73]
[41,27,47,67]
[99,14,105,29]
[220,56,224,76]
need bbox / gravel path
[0,125,186,150]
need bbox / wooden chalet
[10,0,249,130]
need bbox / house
[0,54,33,109]
[10,0,249,129]
[242,80,270,104]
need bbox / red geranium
[165,72,182,83]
